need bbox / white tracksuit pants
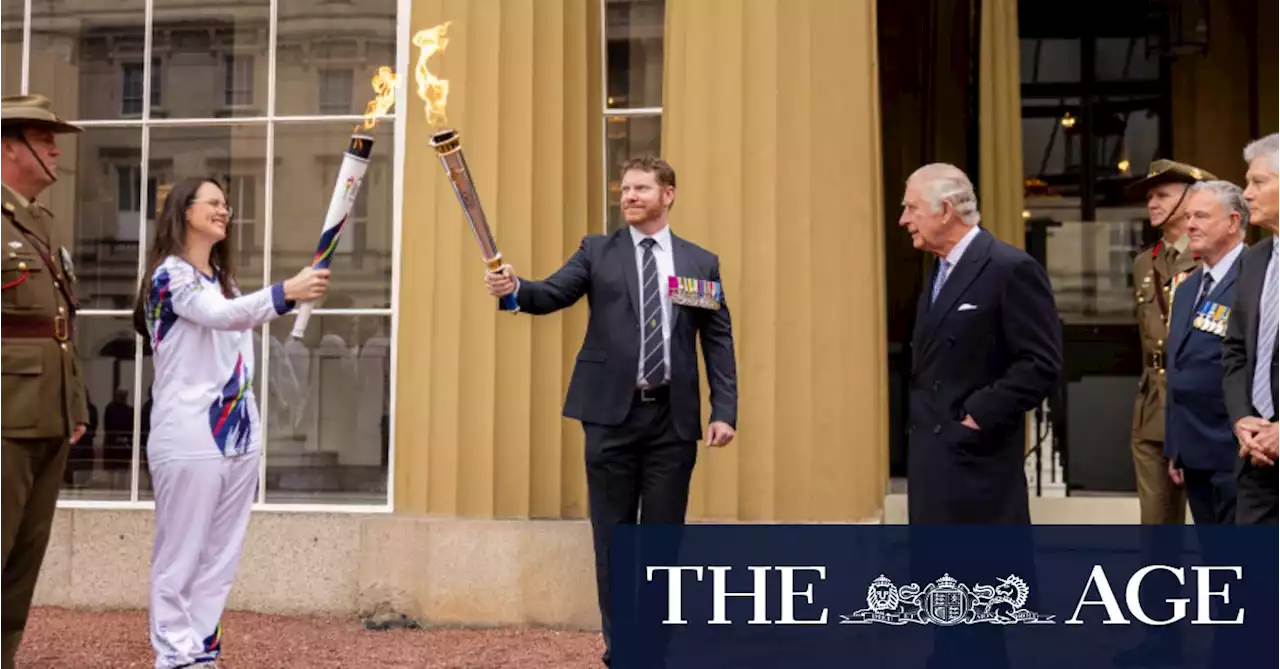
[149,451,259,669]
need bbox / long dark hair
[132,177,238,337]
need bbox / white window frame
[18,0,408,514]
[600,0,664,233]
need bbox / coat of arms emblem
[840,573,1055,626]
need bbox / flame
[359,66,399,131]
[413,21,451,127]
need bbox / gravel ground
[15,607,605,668]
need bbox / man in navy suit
[900,163,1063,525]
[485,155,738,666]
[1164,181,1248,524]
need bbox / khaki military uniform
[0,95,87,669]
[1130,235,1198,524]
[1124,159,1216,526]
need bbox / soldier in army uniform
[0,94,89,668]
[1126,159,1215,525]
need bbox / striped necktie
[931,259,952,304]
[1252,240,1278,419]
[639,238,666,387]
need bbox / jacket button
[933,381,942,391]
[933,424,942,434]
[60,343,68,351]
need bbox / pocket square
[958,303,978,311]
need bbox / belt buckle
[54,315,68,342]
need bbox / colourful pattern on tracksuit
[142,256,294,669]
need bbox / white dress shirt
[631,224,674,387]
[1200,242,1245,296]
[946,224,982,267]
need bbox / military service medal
[1193,301,1229,337]
[668,276,722,311]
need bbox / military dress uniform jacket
[1131,236,1199,443]
[1,183,87,439]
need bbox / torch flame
[413,21,451,127]
[359,66,399,131]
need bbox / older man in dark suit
[1164,181,1248,525]
[900,163,1063,525]
[1224,133,1280,525]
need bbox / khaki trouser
[1131,436,1186,525]
[2,436,70,669]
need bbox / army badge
[668,275,722,311]
[1193,301,1229,337]
[59,246,77,283]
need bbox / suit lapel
[1205,257,1240,345]
[614,229,641,323]
[1170,267,1201,360]
[670,235,695,332]
[912,262,936,365]
[1245,242,1269,353]
[922,229,993,336]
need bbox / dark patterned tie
[1196,273,1215,311]
[640,238,666,387]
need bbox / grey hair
[1243,133,1279,174]
[1189,180,1249,238]
[908,163,981,226]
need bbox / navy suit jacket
[1165,257,1242,472]
[512,227,738,442]
[907,228,1063,524]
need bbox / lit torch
[416,21,518,312]
[291,67,398,339]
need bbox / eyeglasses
[194,199,234,220]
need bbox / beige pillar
[661,0,888,521]
[396,0,601,517]
[978,0,1025,248]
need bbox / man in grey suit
[1224,133,1279,525]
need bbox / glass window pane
[264,315,390,505]
[1039,218,1144,324]
[38,127,144,311]
[1095,37,1159,82]
[1095,98,1162,184]
[1,0,22,96]
[29,0,146,121]
[271,121,394,309]
[1019,38,1081,84]
[275,0,396,117]
[146,124,268,295]
[605,0,665,109]
[605,115,661,232]
[151,1,269,119]
[61,316,140,502]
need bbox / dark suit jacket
[1223,238,1279,426]
[907,228,1063,524]
[1165,260,1241,472]
[512,227,737,442]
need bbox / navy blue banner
[609,525,1277,668]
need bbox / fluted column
[978,0,1025,248]
[661,0,888,521]
[396,0,600,517]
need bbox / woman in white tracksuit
[132,177,329,669]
